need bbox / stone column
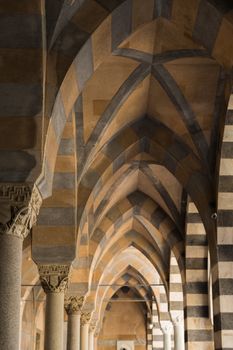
[19,300,24,349]
[172,315,184,350]
[94,335,98,350]
[94,323,101,350]
[39,264,70,350]
[161,324,172,350]
[0,185,42,349]
[63,321,68,350]
[65,296,84,350]
[81,312,91,350]
[89,323,96,350]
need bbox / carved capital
[94,323,101,337]
[172,313,184,326]
[161,322,173,334]
[81,312,91,326]
[0,185,42,239]
[65,296,84,314]
[89,321,97,332]
[39,264,70,294]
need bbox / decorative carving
[94,323,101,337]
[161,322,173,334]
[65,296,84,314]
[0,185,42,239]
[39,264,70,294]
[0,184,31,203]
[89,321,97,332]
[81,312,91,326]
[172,313,184,325]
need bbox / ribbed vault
[1,1,233,349]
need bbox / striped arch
[214,91,233,349]
[82,159,184,236]
[96,272,152,330]
[169,252,184,350]
[169,252,184,321]
[32,111,77,263]
[89,231,168,295]
[87,247,170,326]
[71,226,166,299]
[70,190,184,295]
[76,117,213,228]
[151,300,164,350]
[92,266,153,329]
[185,199,213,349]
[88,191,184,267]
[37,0,233,201]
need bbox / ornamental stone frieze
[81,312,91,326]
[38,264,71,294]
[0,183,31,202]
[65,296,84,314]
[0,185,42,239]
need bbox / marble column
[65,296,84,350]
[94,324,101,350]
[172,315,184,350]
[94,335,98,350]
[89,323,96,350]
[0,185,42,349]
[161,324,172,350]
[81,312,91,350]
[39,264,70,350]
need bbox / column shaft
[81,323,89,350]
[0,234,22,349]
[19,300,24,350]
[67,313,81,350]
[173,323,184,350]
[89,331,94,350]
[163,331,171,350]
[44,292,65,350]
[94,335,98,350]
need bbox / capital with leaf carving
[65,296,84,314]
[0,185,42,239]
[89,321,97,333]
[94,323,101,338]
[81,312,91,326]
[38,264,70,294]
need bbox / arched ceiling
[28,1,233,307]
[2,0,232,330]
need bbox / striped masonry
[36,0,233,202]
[32,110,76,264]
[169,252,184,320]
[214,92,233,350]
[147,311,153,350]
[185,199,214,350]
[152,300,164,350]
